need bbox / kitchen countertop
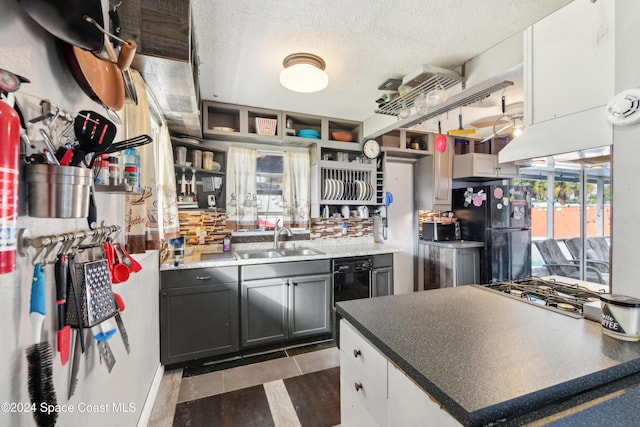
[336,285,640,426]
[160,240,400,271]
[419,239,484,248]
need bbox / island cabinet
[160,266,239,365]
[240,260,331,348]
[340,320,460,426]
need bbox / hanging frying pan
[18,0,104,52]
[59,37,125,116]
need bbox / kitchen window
[517,146,611,285]
[226,148,309,232]
[256,153,284,229]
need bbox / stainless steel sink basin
[235,247,324,259]
[279,248,324,257]
[200,252,237,261]
[236,250,283,259]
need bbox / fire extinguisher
[0,95,20,274]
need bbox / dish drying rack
[374,69,464,117]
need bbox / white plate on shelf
[327,179,334,200]
[336,180,344,200]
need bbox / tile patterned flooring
[148,344,341,427]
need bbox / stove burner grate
[481,277,604,317]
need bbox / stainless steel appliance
[332,256,373,342]
[421,221,457,241]
[453,185,532,283]
[480,277,603,318]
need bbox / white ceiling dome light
[606,88,640,126]
[279,53,328,93]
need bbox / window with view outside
[516,157,611,284]
[256,153,284,230]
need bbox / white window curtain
[122,70,179,253]
[226,146,258,230]
[283,151,310,228]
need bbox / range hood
[132,54,202,139]
[498,106,613,163]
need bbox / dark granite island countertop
[336,286,640,426]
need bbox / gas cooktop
[480,277,604,318]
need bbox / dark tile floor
[173,367,340,427]
[149,342,341,427]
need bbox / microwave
[421,222,458,241]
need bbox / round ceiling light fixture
[279,53,328,93]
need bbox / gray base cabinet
[160,267,239,364]
[420,243,481,290]
[241,261,331,348]
[372,254,394,296]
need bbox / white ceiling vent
[606,88,640,126]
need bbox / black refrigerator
[452,185,531,283]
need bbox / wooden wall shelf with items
[310,142,385,217]
[171,136,226,210]
[201,101,363,146]
[377,128,434,158]
[202,101,283,144]
[282,111,362,144]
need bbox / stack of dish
[322,179,373,201]
[297,129,320,139]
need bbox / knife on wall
[68,329,83,399]
[113,293,130,354]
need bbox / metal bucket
[26,164,92,218]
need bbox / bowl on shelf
[297,129,320,139]
[331,131,354,142]
[211,126,236,132]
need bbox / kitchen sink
[200,252,237,261]
[236,250,284,259]
[235,247,324,259]
[278,248,324,257]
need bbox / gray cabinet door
[372,267,393,297]
[455,248,480,286]
[160,282,239,365]
[241,278,288,347]
[289,274,331,338]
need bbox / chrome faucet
[274,219,292,249]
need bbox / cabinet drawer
[340,378,382,427]
[341,363,387,425]
[161,266,238,289]
[372,253,393,268]
[340,321,387,393]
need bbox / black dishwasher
[332,256,372,344]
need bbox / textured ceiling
[192,0,572,125]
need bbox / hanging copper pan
[59,36,125,113]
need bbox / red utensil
[115,243,142,273]
[104,241,129,283]
[54,255,70,365]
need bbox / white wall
[0,1,161,426]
